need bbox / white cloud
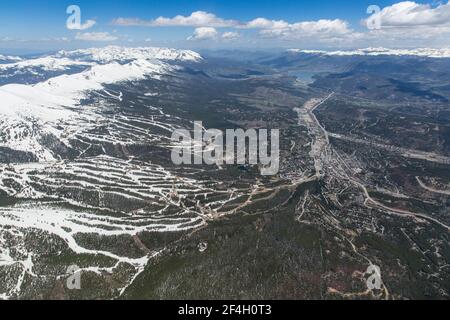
[42,37,70,42]
[113,11,238,27]
[355,1,450,47]
[187,27,218,41]
[244,18,289,29]
[258,19,352,40]
[113,11,352,44]
[222,31,240,40]
[367,1,450,27]
[291,19,350,34]
[112,11,348,38]
[111,10,352,43]
[79,19,97,30]
[67,19,97,30]
[75,32,118,41]
[109,3,450,48]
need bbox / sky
[1,0,450,54]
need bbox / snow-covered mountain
[0,54,22,64]
[0,47,225,299]
[55,46,202,63]
[288,47,450,58]
[0,46,202,161]
[0,46,202,85]
[0,57,91,72]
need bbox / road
[296,94,450,231]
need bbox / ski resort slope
[0,46,202,160]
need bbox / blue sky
[1,0,449,53]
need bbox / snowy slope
[0,46,202,161]
[0,59,174,120]
[0,47,241,300]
